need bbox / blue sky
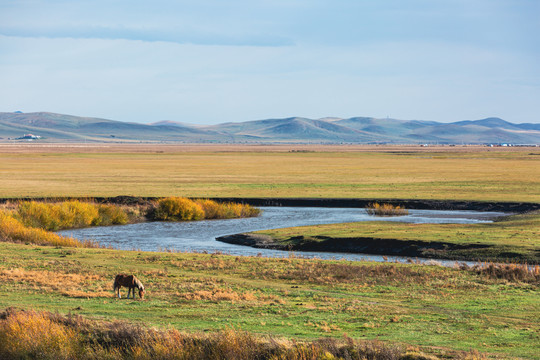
[1,0,539,124]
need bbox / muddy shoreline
[1,196,539,213]
[216,233,535,263]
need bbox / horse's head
[139,287,145,299]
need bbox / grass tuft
[460,262,540,284]
[366,203,409,217]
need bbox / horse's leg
[128,287,132,299]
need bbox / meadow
[1,144,539,359]
[0,144,539,202]
[0,242,538,359]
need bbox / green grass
[0,242,538,359]
[250,211,540,263]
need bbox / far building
[15,134,42,140]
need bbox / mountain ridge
[1,111,539,144]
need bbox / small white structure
[16,134,42,140]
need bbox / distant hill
[1,111,539,144]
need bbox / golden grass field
[0,144,539,202]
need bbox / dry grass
[253,260,451,287]
[179,288,258,302]
[195,199,261,219]
[153,197,205,221]
[0,309,81,359]
[0,211,93,248]
[0,145,538,201]
[15,200,129,231]
[152,197,260,221]
[366,203,409,216]
[0,268,111,298]
[0,308,485,360]
[460,262,540,284]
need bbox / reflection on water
[59,207,507,265]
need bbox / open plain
[1,144,539,359]
[1,144,539,202]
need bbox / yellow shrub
[0,309,81,359]
[56,200,99,229]
[194,199,261,219]
[195,199,222,218]
[0,211,87,248]
[16,201,57,229]
[15,200,129,230]
[94,204,129,226]
[366,203,409,217]
[153,197,205,221]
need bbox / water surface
[59,207,506,265]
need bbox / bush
[56,201,99,229]
[0,211,90,248]
[93,204,129,226]
[15,201,57,230]
[15,200,129,231]
[0,309,81,360]
[366,203,408,217]
[194,199,261,219]
[153,197,260,221]
[153,197,205,221]
[194,199,222,219]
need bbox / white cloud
[0,0,539,123]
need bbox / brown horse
[113,274,145,299]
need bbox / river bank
[217,232,535,263]
[217,210,540,263]
[2,196,539,213]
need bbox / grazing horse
[113,274,145,299]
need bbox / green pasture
[252,211,540,263]
[0,242,538,359]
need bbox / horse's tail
[113,274,122,291]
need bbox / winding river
[59,207,507,265]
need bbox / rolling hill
[1,111,539,144]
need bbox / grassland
[0,241,539,359]
[1,144,539,358]
[0,144,539,202]
[244,211,540,263]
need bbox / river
[58,207,507,265]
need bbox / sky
[1,0,539,125]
